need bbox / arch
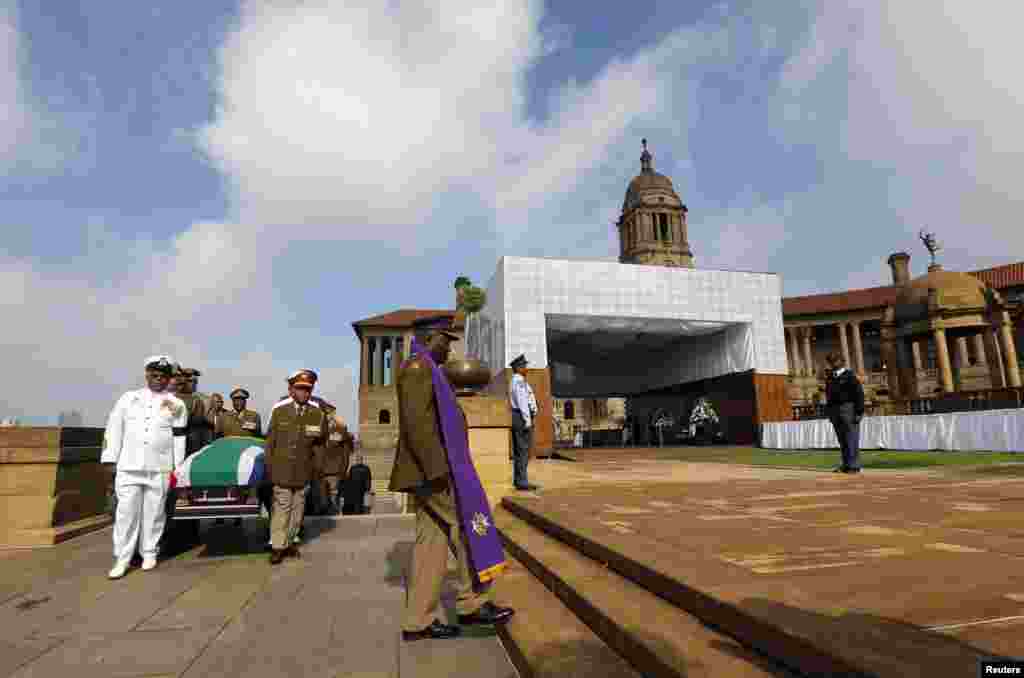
[379,409,391,424]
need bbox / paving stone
[0,637,63,677]
[137,557,272,631]
[8,627,220,678]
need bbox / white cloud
[773,0,1024,279]
[7,0,1024,429]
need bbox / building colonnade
[360,334,406,387]
[786,316,1022,393]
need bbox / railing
[900,387,1024,415]
[795,388,1024,419]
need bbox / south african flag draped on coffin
[171,437,265,489]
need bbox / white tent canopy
[466,257,787,395]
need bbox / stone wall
[0,427,113,547]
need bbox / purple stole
[403,341,507,584]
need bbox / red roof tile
[782,285,900,316]
[782,260,1024,317]
[351,309,464,337]
[971,261,1024,290]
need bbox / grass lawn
[637,447,1024,471]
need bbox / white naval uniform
[102,388,187,564]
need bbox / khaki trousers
[270,485,306,550]
[402,485,491,631]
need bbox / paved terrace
[0,516,516,678]
[506,448,1024,676]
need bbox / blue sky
[2,0,1022,428]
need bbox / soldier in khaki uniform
[315,408,352,515]
[208,393,227,439]
[391,315,514,641]
[264,371,327,564]
[219,388,263,438]
[176,368,212,456]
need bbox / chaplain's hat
[510,354,529,369]
[412,314,460,340]
[230,387,250,400]
[144,355,176,375]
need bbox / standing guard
[509,354,539,491]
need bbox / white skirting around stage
[761,408,1024,452]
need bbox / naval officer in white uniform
[102,355,187,579]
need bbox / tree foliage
[461,286,486,313]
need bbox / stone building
[617,138,694,268]
[351,309,466,451]
[783,255,1024,412]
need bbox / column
[972,333,986,366]
[394,335,405,382]
[851,321,866,376]
[838,322,851,368]
[787,328,802,376]
[984,327,1006,389]
[375,336,386,386]
[933,328,954,393]
[385,337,396,386]
[360,337,369,386]
[956,337,970,369]
[999,313,1022,387]
[367,338,376,386]
[911,341,923,371]
[802,327,814,377]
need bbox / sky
[2,0,1023,429]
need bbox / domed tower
[617,139,694,267]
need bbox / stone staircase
[493,501,802,678]
[358,447,406,513]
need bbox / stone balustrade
[0,427,113,547]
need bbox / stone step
[492,548,640,678]
[502,493,1010,678]
[494,507,795,678]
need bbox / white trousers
[112,469,171,564]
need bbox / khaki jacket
[388,356,467,493]
[219,409,263,438]
[179,392,212,455]
[264,401,328,488]
[315,424,353,477]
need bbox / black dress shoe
[457,601,515,626]
[401,619,462,641]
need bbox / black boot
[402,619,462,641]
[457,601,515,626]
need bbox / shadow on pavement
[734,597,1013,676]
[161,516,341,559]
